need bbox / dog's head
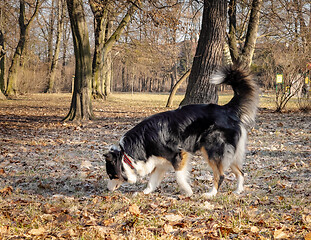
[104,145,125,191]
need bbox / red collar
[123,152,135,169]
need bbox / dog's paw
[143,188,153,195]
[184,189,193,197]
[233,189,243,195]
[202,188,217,199]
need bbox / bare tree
[166,69,190,107]
[46,0,65,93]
[89,0,140,99]
[180,0,227,105]
[228,0,263,67]
[64,0,93,121]
[0,6,5,99]
[6,0,41,97]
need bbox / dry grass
[0,92,310,239]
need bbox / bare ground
[0,93,310,239]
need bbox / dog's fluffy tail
[210,64,259,127]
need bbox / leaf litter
[0,94,310,239]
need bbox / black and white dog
[104,64,259,198]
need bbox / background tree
[64,0,93,121]
[228,0,263,67]
[0,6,5,99]
[180,0,227,105]
[6,0,41,97]
[89,0,140,99]
[46,0,65,93]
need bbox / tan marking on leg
[176,150,189,171]
[201,147,224,190]
[200,147,209,161]
[231,163,244,194]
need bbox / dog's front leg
[143,167,167,194]
[176,170,193,197]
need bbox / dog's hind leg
[231,163,244,194]
[174,151,193,197]
[143,167,167,194]
[203,159,224,198]
[201,147,224,198]
[231,125,247,195]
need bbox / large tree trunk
[64,0,93,121]
[6,0,41,97]
[180,0,227,106]
[46,0,65,93]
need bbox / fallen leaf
[129,204,140,216]
[0,226,9,234]
[250,226,260,233]
[0,186,13,196]
[163,223,174,233]
[57,229,76,238]
[202,201,214,210]
[219,226,235,236]
[305,232,311,240]
[165,214,183,222]
[102,218,114,226]
[302,214,311,225]
[274,228,289,239]
[28,227,47,236]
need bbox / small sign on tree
[276,74,284,84]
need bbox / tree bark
[46,0,65,93]
[166,69,190,107]
[89,0,109,99]
[47,0,55,64]
[101,1,139,97]
[0,19,5,95]
[240,0,263,66]
[64,0,93,121]
[180,0,227,106]
[6,0,41,97]
[228,0,263,67]
[228,0,239,63]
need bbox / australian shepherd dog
[104,64,259,198]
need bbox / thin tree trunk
[228,0,239,63]
[47,0,55,64]
[180,0,227,106]
[101,1,140,96]
[228,0,262,67]
[46,0,64,93]
[103,49,112,97]
[166,69,191,107]
[6,0,41,97]
[89,1,139,99]
[0,25,5,95]
[89,0,109,99]
[61,19,70,81]
[240,0,263,66]
[64,0,93,121]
